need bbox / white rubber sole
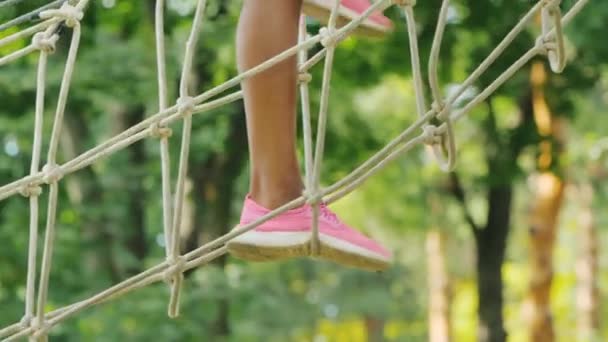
[226,229,391,271]
[302,0,392,38]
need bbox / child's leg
[237,0,304,210]
[230,0,392,271]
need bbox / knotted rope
[32,32,59,53]
[0,0,589,339]
[39,2,83,28]
[539,0,567,73]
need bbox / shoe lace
[319,203,340,225]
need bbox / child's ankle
[250,187,302,210]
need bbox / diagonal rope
[151,0,179,319]
[166,0,207,318]
[0,0,67,32]
[308,0,343,256]
[0,5,391,201]
[0,0,590,339]
[0,17,62,49]
[0,0,24,8]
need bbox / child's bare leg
[230,0,392,271]
[237,0,304,209]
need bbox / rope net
[0,0,589,340]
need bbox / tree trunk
[469,88,535,342]
[527,61,565,342]
[527,173,563,342]
[426,230,451,342]
[476,185,511,342]
[576,183,599,340]
[364,316,385,342]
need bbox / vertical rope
[153,0,175,296]
[298,17,314,194]
[21,26,56,331]
[308,0,341,256]
[154,0,180,318]
[166,0,207,318]
[34,2,86,339]
[425,0,456,172]
[400,3,427,118]
[541,0,566,73]
[427,0,449,104]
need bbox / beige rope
[541,0,566,73]
[152,0,179,318]
[32,2,87,340]
[0,36,325,201]
[0,0,589,339]
[308,0,342,256]
[423,0,456,172]
[298,16,314,193]
[166,0,208,318]
[19,25,58,334]
[0,18,61,49]
[399,3,426,118]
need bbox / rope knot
[32,32,59,53]
[303,189,322,205]
[539,0,566,73]
[150,123,172,139]
[319,27,338,48]
[20,183,42,197]
[40,2,83,28]
[163,256,186,284]
[42,163,63,184]
[32,325,50,340]
[177,96,195,116]
[19,314,33,328]
[535,36,549,54]
[29,317,50,339]
[431,101,450,122]
[422,125,442,145]
[542,0,561,10]
[298,72,312,84]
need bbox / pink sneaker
[303,0,394,37]
[226,195,392,271]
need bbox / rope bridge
[0,0,588,340]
